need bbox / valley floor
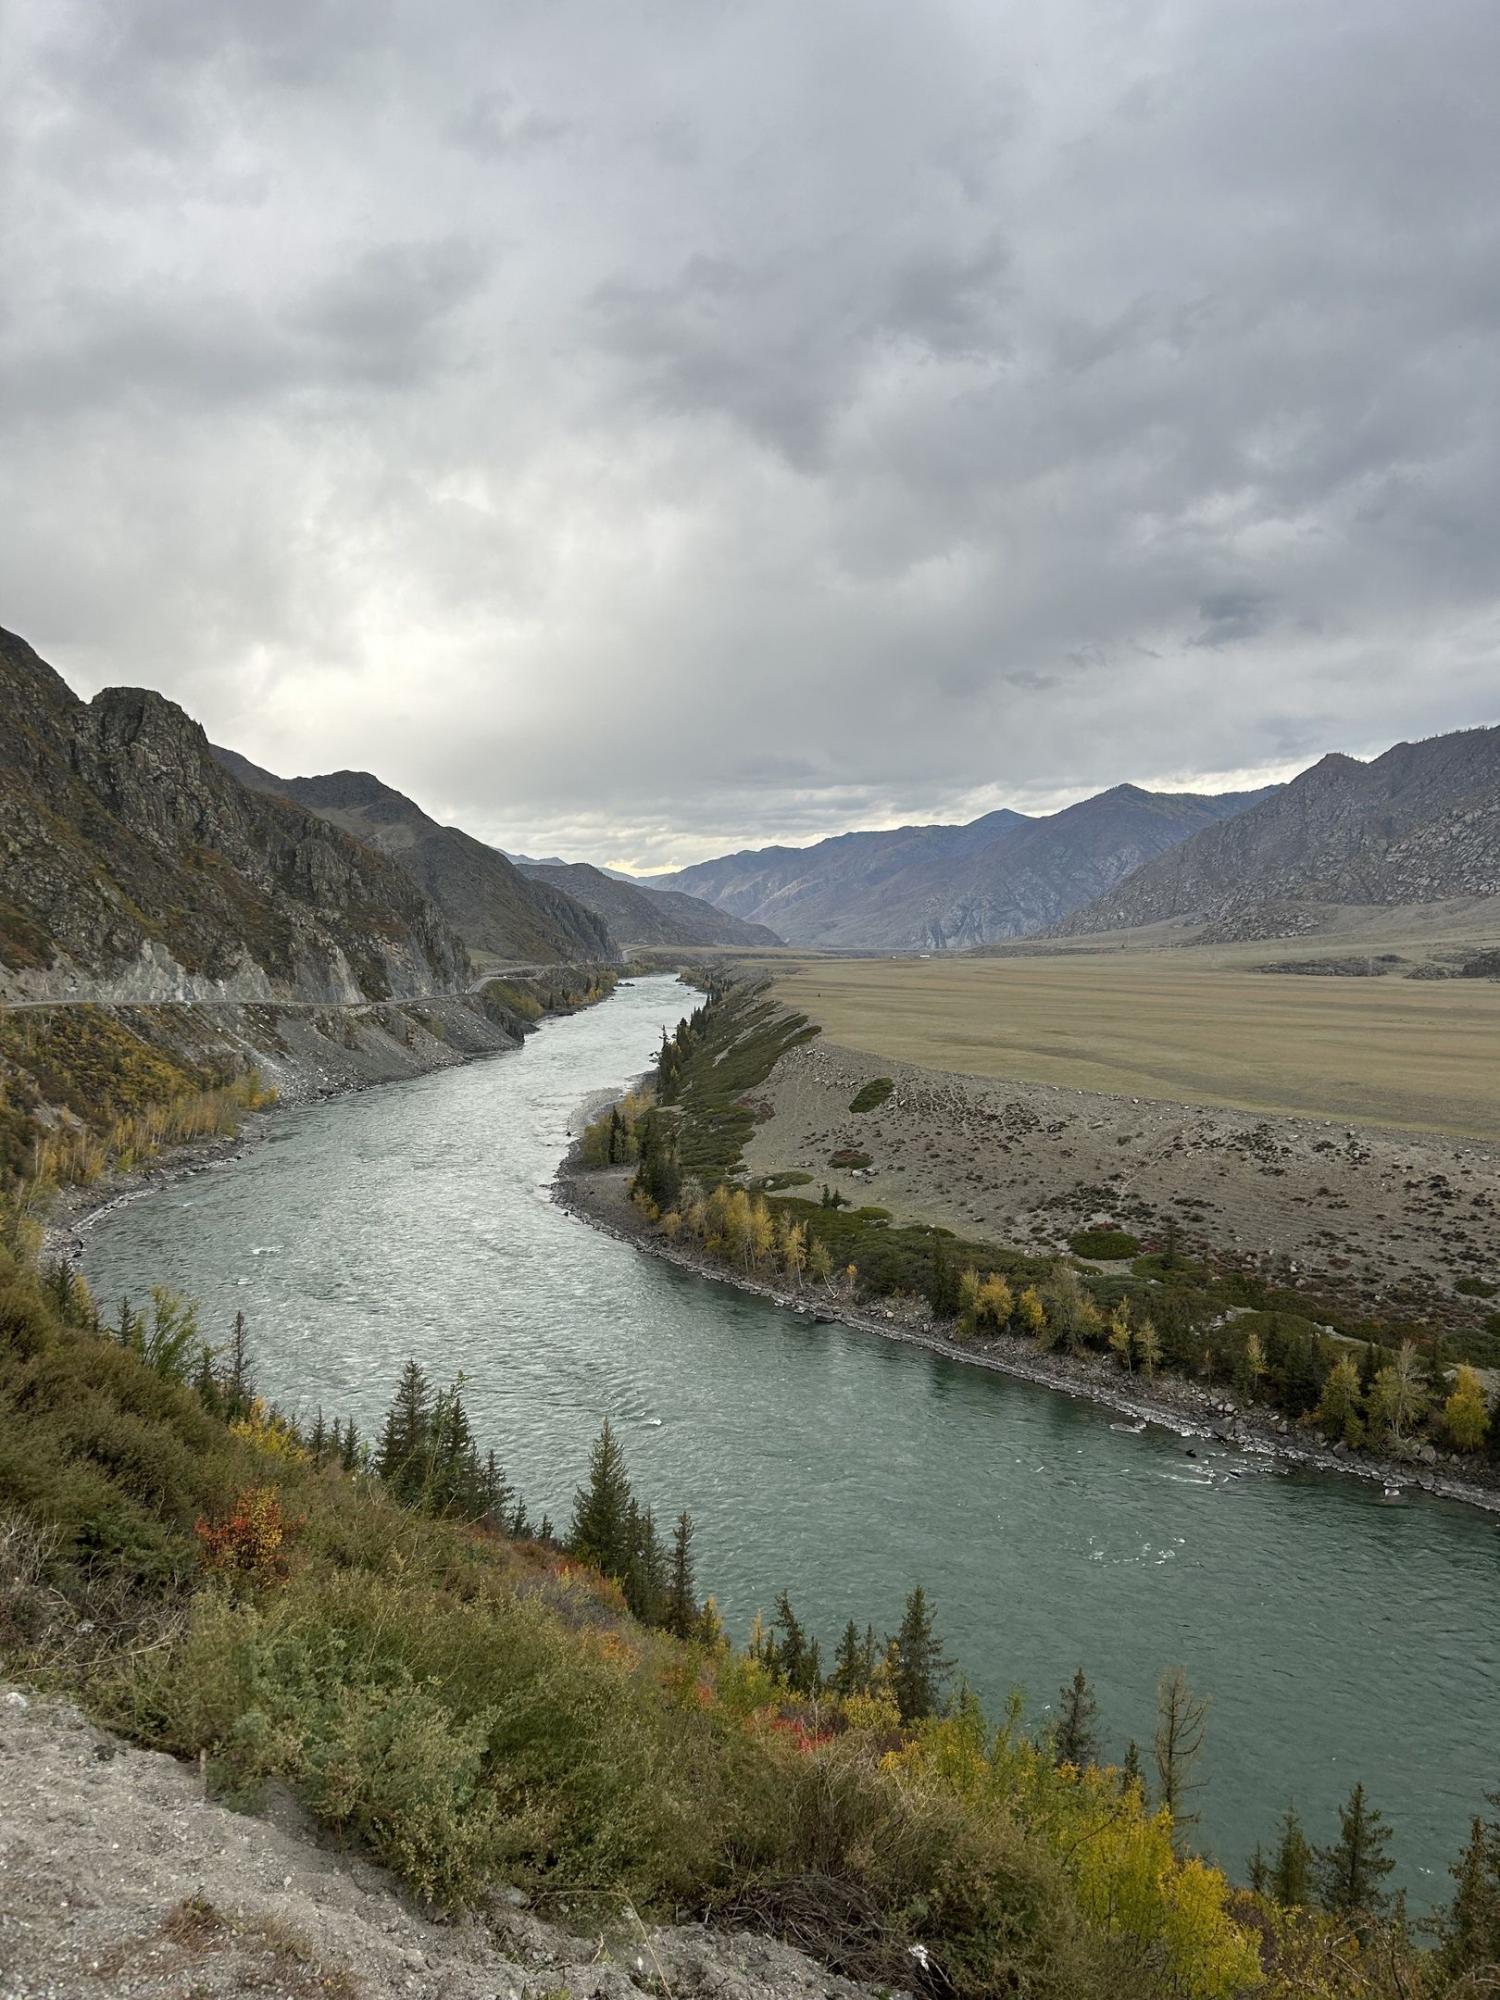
[742,1037,1500,1343]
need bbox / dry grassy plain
[770,954,1500,1139]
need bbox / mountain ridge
[216,761,617,966]
[1057,724,1500,937]
[654,788,1272,949]
[517,860,783,950]
[0,626,468,1005]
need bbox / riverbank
[35,969,619,1259]
[556,1158,1500,1518]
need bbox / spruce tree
[664,1511,698,1639]
[773,1590,816,1692]
[1271,1805,1313,1905]
[480,1450,516,1527]
[375,1359,433,1505]
[193,1345,223,1418]
[1316,1783,1395,1927]
[830,1620,871,1698]
[224,1309,252,1420]
[569,1418,634,1578]
[624,1504,670,1624]
[888,1585,952,1722]
[429,1382,481,1514]
[1121,1740,1144,1796]
[1441,1800,1500,1979]
[339,1418,361,1472]
[1052,1667,1099,1768]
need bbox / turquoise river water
[81,974,1498,1897]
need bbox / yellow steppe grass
[771,954,1500,1138]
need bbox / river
[81,973,1499,1898]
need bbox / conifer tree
[569,1418,634,1578]
[1317,1782,1395,1927]
[829,1619,871,1698]
[927,1231,960,1318]
[193,1345,223,1418]
[1271,1805,1313,1905]
[623,1503,670,1624]
[888,1585,952,1722]
[480,1449,516,1526]
[664,1511,698,1639]
[773,1589,817,1692]
[1440,1800,1500,1979]
[1153,1666,1210,1847]
[1314,1355,1365,1447]
[309,1407,328,1465]
[1247,1846,1269,1896]
[376,1359,434,1505]
[1052,1667,1099,1768]
[1120,1740,1144,1796]
[224,1309,252,1419]
[340,1418,361,1472]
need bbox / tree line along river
[80,974,1500,1899]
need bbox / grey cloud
[291,240,493,385]
[1189,591,1272,650]
[1,0,1497,870]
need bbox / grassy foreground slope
[769,954,1500,1137]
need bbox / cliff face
[1058,726,1500,936]
[228,766,618,966]
[0,627,468,1003]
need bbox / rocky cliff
[1058,725,1500,937]
[224,764,618,966]
[0,626,468,1003]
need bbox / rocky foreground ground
[0,1687,892,2000]
[744,1039,1500,1337]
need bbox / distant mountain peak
[1058,722,1500,938]
[651,783,1272,949]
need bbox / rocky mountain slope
[655,789,1269,950]
[217,763,616,966]
[0,627,467,1005]
[519,859,783,949]
[1059,724,1500,938]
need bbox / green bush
[1069,1229,1140,1262]
[848,1077,894,1114]
[1455,1276,1497,1299]
[827,1148,873,1170]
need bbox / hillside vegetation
[5,1198,1488,1998]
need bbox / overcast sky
[4,2,1497,871]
